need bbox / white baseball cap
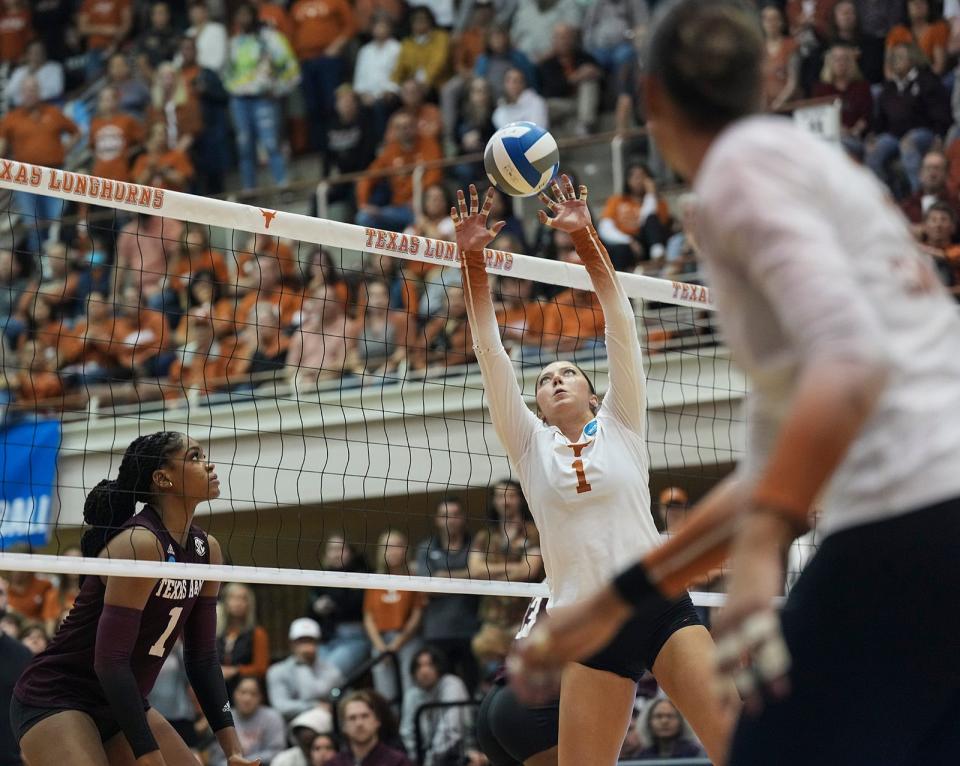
[288,617,321,641]
[290,707,334,735]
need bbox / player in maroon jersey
[10,431,260,766]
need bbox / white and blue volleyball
[484,122,559,197]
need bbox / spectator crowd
[3,0,960,409]
[0,1,944,762]
[0,484,703,765]
[1,193,677,409]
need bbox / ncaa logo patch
[584,420,598,437]
[195,537,206,556]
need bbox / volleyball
[484,122,559,197]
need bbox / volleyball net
[0,163,811,607]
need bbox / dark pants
[606,214,669,271]
[730,496,960,765]
[300,55,344,152]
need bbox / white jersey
[695,116,960,537]
[464,226,662,609]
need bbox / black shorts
[477,682,559,766]
[9,694,140,746]
[730,496,960,766]
[583,591,702,682]
[476,593,702,765]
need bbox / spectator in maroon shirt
[327,691,414,766]
[867,42,950,196]
[812,43,872,159]
[899,150,960,232]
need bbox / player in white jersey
[452,182,734,766]
[509,2,960,765]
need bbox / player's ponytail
[81,479,129,558]
[80,431,184,559]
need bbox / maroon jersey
[15,505,210,713]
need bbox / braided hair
[80,431,184,559]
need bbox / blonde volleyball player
[451,181,734,766]
[511,2,960,765]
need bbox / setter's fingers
[480,186,496,219]
[550,179,566,203]
[457,189,468,218]
[561,174,576,199]
[538,209,553,227]
[469,183,480,216]
[451,206,461,228]
[538,191,557,210]
[579,185,589,203]
[491,220,506,236]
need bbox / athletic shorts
[10,694,143,746]
[583,591,702,682]
[730,496,960,766]
[476,593,702,765]
[477,683,559,766]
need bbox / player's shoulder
[204,532,223,565]
[709,115,813,159]
[103,525,165,562]
[595,406,644,438]
[696,115,822,194]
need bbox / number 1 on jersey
[570,443,592,494]
[149,606,183,657]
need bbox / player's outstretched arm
[539,174,647,431]
[452,184,505,347]
[453,184,539,465]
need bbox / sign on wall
[1,419,61,550]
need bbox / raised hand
[451,184,505,254]
[537,174,593,233]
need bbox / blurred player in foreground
[510,1,960,765]
[11,431,259,766]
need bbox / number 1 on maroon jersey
[148,606,183,657]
